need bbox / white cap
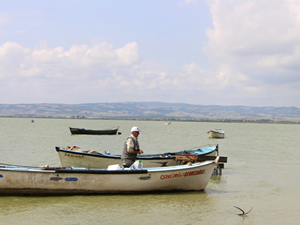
[131,126,140,132]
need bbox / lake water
[0,117,299,224]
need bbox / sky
[1,0,300,107]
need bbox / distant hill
[0,102,300,123]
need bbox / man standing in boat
[121,126,144,167]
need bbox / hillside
[0,102,300,123]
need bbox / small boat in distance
[0,158,219,196]
[207,129,225,138]
[165,122,171,125]
[69,127,121,135]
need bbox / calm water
[0,118,299,224]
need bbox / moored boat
[56,144,223,169]
[207,129,225,138]
[69,127,120,135]
[0,158,219,196]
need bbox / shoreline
[1,116,299,124]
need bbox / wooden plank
[175,154,198,162]
[175,154,227,163]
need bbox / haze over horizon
[1,0,300,107]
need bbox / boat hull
[0,161,217,196]
[207,130,225,138]
[69,127,119,135]
[56,145,219,169]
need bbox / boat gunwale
[55,145,218,160]
[0,160,215,174]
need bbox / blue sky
[1,0,300,107]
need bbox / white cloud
[0,41,142,102]
[1,0,300,107]
[0,34,299,106]
[0,41,206,104]
[202,0,300,106]
[115,42,140,66]
[0,39,213,104]
[205,0,300,57]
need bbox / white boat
[55,144,222,169]
[207,130,225,138]
[0,158,219,196]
